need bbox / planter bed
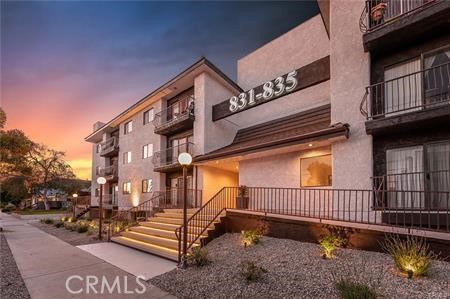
[150,233,450,299]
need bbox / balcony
[101,194,118,209]
[361,62,450,133]
[153,97,195,135]
[100,136,119,157]
[99,163,118,182]
[359,0,450,52]
[152,142,195,172]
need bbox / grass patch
[335,279,377,299]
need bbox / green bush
[239,261,267,282]
[383,234,436,277]
[41,218,54,225]
[187,246,210,267]
[335,279,377,299]
[319,234,344,259]
[54,221,64,228]
[241,230,262,246]
[77,223,89,233]
[64,222,76,231]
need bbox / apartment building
[85,0,449,260]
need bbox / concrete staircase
[111,209,221,261]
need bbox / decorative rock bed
[150,233,450,299]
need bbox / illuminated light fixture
[72,193,78,198]
[132,194,140,207]
[178,152,192,166]
[97,176,106,185]
[308,143,313,147]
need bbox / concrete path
[78,243,177,280]
[0,212,176,299]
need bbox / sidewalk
[0,212,176,299]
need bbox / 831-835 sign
[212,56,330,121]
[229,70,298,113]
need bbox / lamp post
[96,176,106,240]
[72,193,78,218]
[178,152,192,268]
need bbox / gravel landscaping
[0,233,31,299]
[30,221,105,246]
[151,233,450,299]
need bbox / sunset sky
[1,1,318,180]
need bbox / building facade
[85,0,449,259]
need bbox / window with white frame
[96,166,101,175]
[124,121,133,134]
[143,144,153,159]
[300,155,332,187]
[143,109,154,125]
[122,182,131,194]
[123,151,131,164]
[142,179,153,193]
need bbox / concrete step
[119,231,183,250]
[130,226,208,240]
[151,216,214,225]
[139,221,216,233]
[111,236,178,261]
[163,208,198,214]
[155,212,219,219]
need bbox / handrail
[175,187,230,262]
[100,136,119,155]
[152,142,195,168]
[361,62,450,119]
[175,186,450,262]
[107,192,165,240]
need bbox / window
[94,188,99,197]
[143,109,154,125]
[300,155,332,187]
[124,121,133,134]
[122,182,131,194]
[143,144,153,159]
[423,47,450,105]
[123,151,131,164]
[95,166,101,175]
[96,143,102,153]
[386,141,450,209]
[142,179,153,193]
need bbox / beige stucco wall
[116,100,163,209]
[197,165,239,203]
[239,147,331,188]
[194,72,238,155]
[330,0,372,190]
[220,13,330,130]
[237,14,330,90]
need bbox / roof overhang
[85,57,242,143]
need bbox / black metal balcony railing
[153,96,195,132]
[100,137,119,157]
[101,194,118,209]
[152,142,195,169]
[373,170,450,209]
[361,63,450,119]
[359,0,436,33]
[98,164,118,180]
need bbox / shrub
[382,234,437,278]
[60,216,69,222]
[319,234,344,259]
[77,223,89,233]
[187,246,210,267]
[54,221,64,228]
[64,222,76,231]
[241,230,262,247]
[41,218,54,225]
[239,261,267,282]
[335,279,377,299]
[324,225,352,248]
[1,208,11,213]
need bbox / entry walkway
[0,212,176,299]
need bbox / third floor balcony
[153,96,195,135]
[359,0,450,52]
[152,142,195,172]
[100,136,119,157]
[361,62,450,133]
[98,163,118,182]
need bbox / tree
[0,107,6,129]
[27,144,75,210]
